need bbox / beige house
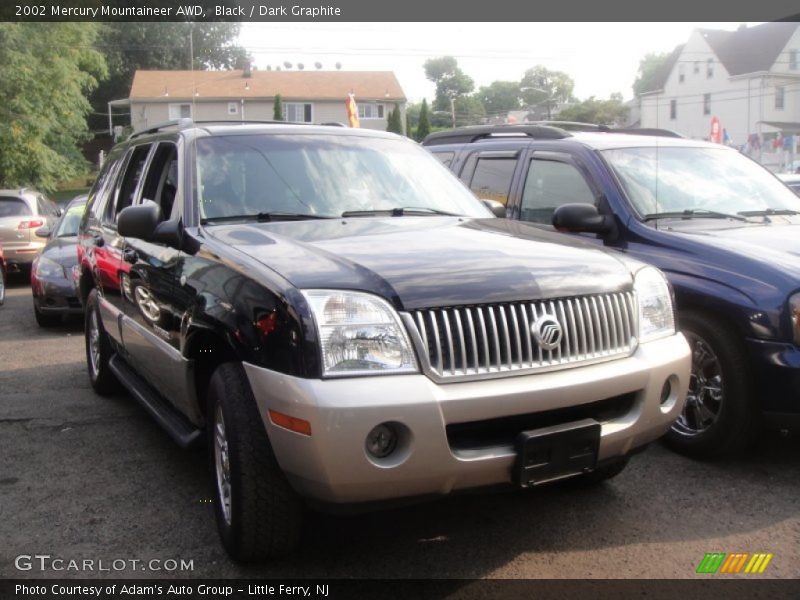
[121,69,406,133]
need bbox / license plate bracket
[513,418,601,487]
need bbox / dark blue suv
[425,125,800,458]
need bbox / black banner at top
[1,0,800,22]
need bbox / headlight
[302,290,418,377]
[36,256,65,278]
[634,266,675,343]
[790,293,800,346]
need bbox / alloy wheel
[672,332,723,436]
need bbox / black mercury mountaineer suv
[77,121,690,561]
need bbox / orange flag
[345,93,360,128]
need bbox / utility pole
[450,96,456,128]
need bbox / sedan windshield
[602,146,800,218]
[55,203,85,237]
[195,134,490,221]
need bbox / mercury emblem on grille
[532,314,563,350]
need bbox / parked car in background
[0,189,61,273]
[31,195,87,326]
[0,242,6,306]
[425,124,800,458]
[778,173,800,196]
[77,120,690,560]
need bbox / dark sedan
[31,195,86,326]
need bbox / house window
[706,59,714,79]
[790,49,798,70]
[285,102,313,123]
[227,102,238,115]
[678,64,685,83]
[703,94,711,115]
[168,103,192,120]
[358,103,385,119]
[670,99,677,120]
[693,61,699,74]
[775,86,785,110]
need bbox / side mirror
[552,204,615,235]
[481,199,507,218]
[35,227,51,238]
[117,203,161,241]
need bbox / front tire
[84,289,120,395]
[664,311,758,458]
[207,362,303,561]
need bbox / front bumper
[745,338,800,419]
[31,275,82,315]
[244,333,690,505]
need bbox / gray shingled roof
[639,22,798,95]
[700,22,798,77]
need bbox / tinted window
[106,145,151,223]
[85,154,121,222]
[141,143,179,220]
[432,151,454,167]
[0,198,31,217]
[468,157,516,205]
[520,159,595,224]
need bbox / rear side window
[0,197,31,217]
[432,151,455,167]
[520,159,595,224]
[468,157,516,205]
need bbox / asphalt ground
[1,275,799,581]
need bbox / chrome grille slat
[410,292,637,380]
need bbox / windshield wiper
[341,207,460,218]
[643,209,748,222]
[737,208,800,217]
[200,212,334,224]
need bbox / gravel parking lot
[1,276,799,580]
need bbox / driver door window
[521,159,595,224]
[105,145,152,225]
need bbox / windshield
[55,203,85,237]
[194,134,489,220]
[602,146,800,217]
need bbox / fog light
[366,423,398,459]
[660,380,672,405]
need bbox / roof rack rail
[527,121,610,132]
[128,118,194,140]
[610,127,684,138]
[422,124,571,146]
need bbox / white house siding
[130,99,402,133]
[640,29,800,148]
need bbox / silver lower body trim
[244,333,690,504]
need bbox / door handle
[92,233,104,247]
[123,248,138,264]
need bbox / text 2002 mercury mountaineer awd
[76,122,691,561]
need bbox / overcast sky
[239,22,761,104]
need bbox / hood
[41,236,79,268]
[668,221,800,279]
[208,217,634,310]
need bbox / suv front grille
[407,292,637,379]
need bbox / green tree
[478,81,522,117]
[423,56,475,112]
[557,93,629,126]
[520,66,575,119]
[0,23,107,193]
[415,99,431,142]
[386,104,403,134]
[273,94,283,121]
[633,51,673,96]
[405,112,412,138]
[454,95,486,127]
[90,23,249,130]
